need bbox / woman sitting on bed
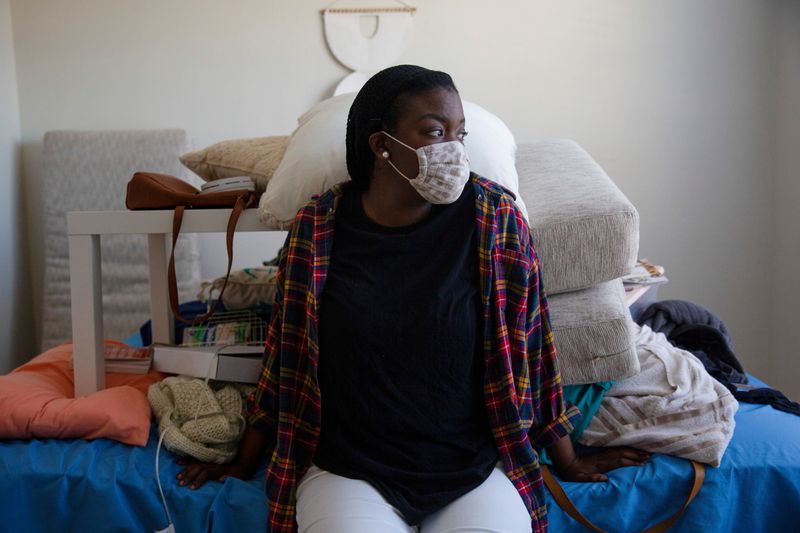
[177,64,649,533]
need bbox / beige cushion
[197,266,279,311]
[518,140,639,295]
[548,278,639,385]
[180,136,290,195]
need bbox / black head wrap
[345,64,457,191]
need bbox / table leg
[148,233,174,345]
[69,234,104,396]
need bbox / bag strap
[541,460,705,533]
[167,194,251,325]
[541,465,605,533]
[639,461,704,533]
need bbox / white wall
[771,0,800,399]
[0,0,23,373]
[6,0,797,394]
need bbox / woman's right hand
[175,425,270,489]
[176,458,249,489]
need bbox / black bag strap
[541,460,705,533]
[166,194,251,325]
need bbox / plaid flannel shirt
[247,174,580,533]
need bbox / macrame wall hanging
[322,0,416,95]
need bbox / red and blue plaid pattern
[247,175,579,532]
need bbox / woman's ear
[368,131,390,161]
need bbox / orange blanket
[0,342,166,446]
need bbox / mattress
[0,378,797,532]
[40,129,201,351]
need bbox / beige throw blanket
[579,324,738,466]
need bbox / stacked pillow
[182,98,640,385]
[515,140,640,384]
[259,93,528,227]
[180,93,528,228]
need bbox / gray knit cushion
[517,140,639,295]
[41,130,201,350]
[548,278,639,385]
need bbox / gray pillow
[547,278,639,385]
[518,140,639,295]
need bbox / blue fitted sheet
[547,396,800,532]
[1,377,799,533]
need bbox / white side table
[625,284,653,307]
[626,283,664,321]
[67,208,276,396]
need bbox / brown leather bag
[125,172,256,324]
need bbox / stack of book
[623,258,668,290]
[152,344,263,383]
[103,344,153,374]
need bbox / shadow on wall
[4,141,37,373]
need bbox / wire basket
[180,309,268,348]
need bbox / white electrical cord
[154,342,233,532]
[155,427,175,533]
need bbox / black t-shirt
[314,182,499,526]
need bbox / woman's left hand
[555,447,651,482]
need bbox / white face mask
[382,131,471,204]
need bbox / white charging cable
[154,343,231,532]
[155,426,175,533]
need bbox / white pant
[295,462,531,533]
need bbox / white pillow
[258,93,528,227]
